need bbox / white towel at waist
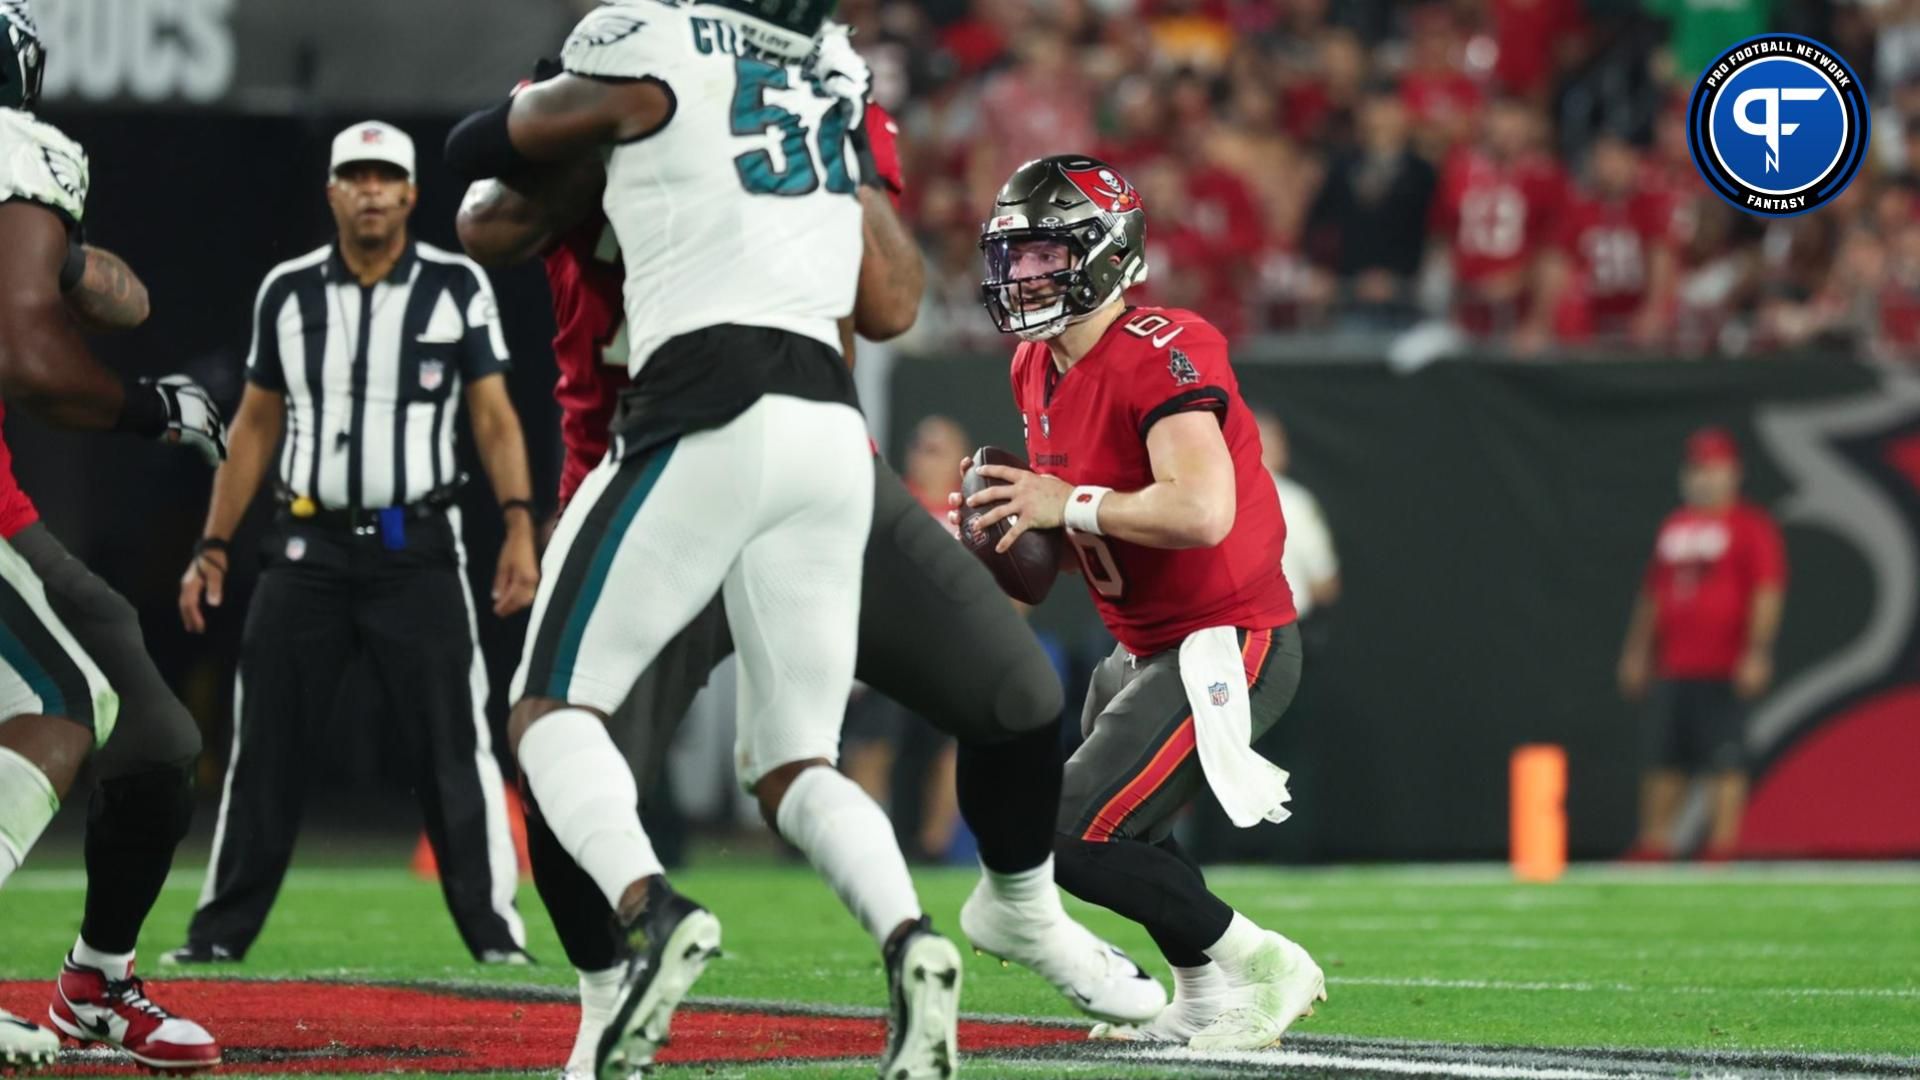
[1177,625,1291,828]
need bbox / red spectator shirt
[0,402,39,539]
[1431,150,1570,285]
[545,103,901,505]
[1877,272,1920,354]
[1643,502,1786,679]
[1400,71,1483,131]
[1490,0,1585,96]
[1009,307,1295,655]
[1558,188,1676,324]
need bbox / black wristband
[849,122,884,192]
[502,498,535,519]
[445,98,530,183]
[58,236,87,293]
[193,537,230,561]
[112,377,168,437]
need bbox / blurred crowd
[834,0,1920,361]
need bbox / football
[958,445,1064,605]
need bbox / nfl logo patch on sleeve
[1209,681,1230,706]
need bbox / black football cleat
[594,880,721,1080]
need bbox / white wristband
[1064,485,1112,535]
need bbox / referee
[168,122,539,963]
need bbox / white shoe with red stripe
[46,957,220,1073]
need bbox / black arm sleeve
[444,99,531,184]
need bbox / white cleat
[960,877,1166,1025]
[1187,934,1326,1053]
[881,918,962,1080]
[0,1008,58,1072]
[1089,965,1230,1043]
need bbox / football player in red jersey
[1525,134,1677,351]
[457,50,1164,1079]
[0,3,224,1068]
[1429,97,1571,340]
[957,155,1325,1051]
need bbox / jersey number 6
[1068,531,1127,600]
[731,57,856,197]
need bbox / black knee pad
[89,765,195,848]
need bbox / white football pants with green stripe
[511,394,872,787]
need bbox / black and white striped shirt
[245,240,510,511]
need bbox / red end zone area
[0,980,1078,1073]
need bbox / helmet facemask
[981,220,1143,342]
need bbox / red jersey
[545,215,630,505]
[0,403,39,540]
[1431,150,1569,285]
[1643,502,1786,679]
[544,103,902,505]
[1010,307,1294,655]
[1558,188,1675,324]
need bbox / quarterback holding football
[955,154,1327,1050]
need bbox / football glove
[149,375,227,466]
[811,23,871,131]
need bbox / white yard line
[1205,862,1920,888]
[1332,975,1920,999]
[1117,1046,1625,1079]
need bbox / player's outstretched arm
[855,187,922,341]
[456,157,606,267]
[0,202,143,430]
[66,245,150,332]
[445,75,670,183]
[456,181,553,267]
[0,205,225,459]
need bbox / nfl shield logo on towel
[285,537,307,562]
[418,359,445,392]
[1208,681,1229,706]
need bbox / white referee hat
[330,120,415,180]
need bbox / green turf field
[3,861,1917,1078]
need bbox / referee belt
[276,485,461,535]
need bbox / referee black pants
[186,509,525,959]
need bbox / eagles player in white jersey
[445,2,961,1077]
[0,1,226,1071]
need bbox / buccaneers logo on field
[1061,164,1142,215]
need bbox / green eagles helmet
[979,155,1150,341]
[705,0,840,61]
[1,0,45,110]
